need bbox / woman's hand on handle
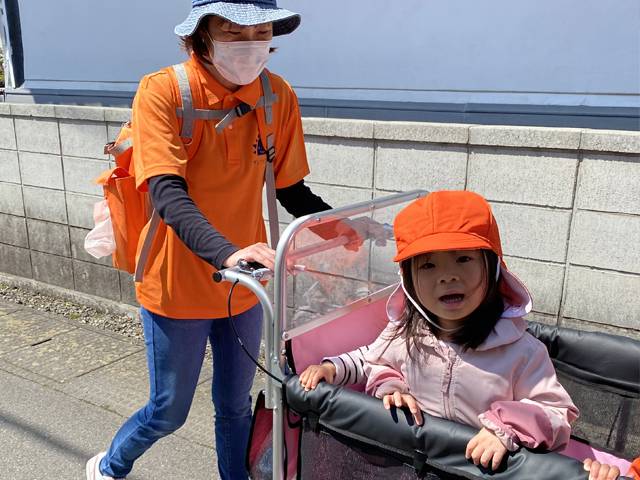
[223,243,275,270]
[382,391,424,426]
[299,362,337,391]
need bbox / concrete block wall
[0,103,135,305]
[0,103,638,338]
[301,119,640,339]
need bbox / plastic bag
[84,200,116,258]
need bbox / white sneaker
[86,452,125,480]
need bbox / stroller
[214,190,639,480]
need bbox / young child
[300,190,579,472]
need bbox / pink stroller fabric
[562,439,632,474]
[290,294,390,377]
[247,392,300,480]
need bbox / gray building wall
[0,103,638,338]
[2,1,639,129]
[5,0,640,109]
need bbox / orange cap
[393,191,503,262]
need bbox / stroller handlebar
[213,260,273,283]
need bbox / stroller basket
[279,322,639,479]
[286,376,591,480]
[246,321,638,479]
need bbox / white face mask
[211,39,271,86]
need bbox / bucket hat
[392,191,532,317]
[175,0,301,37]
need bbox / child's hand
[583,458,620,480]
[382,391,424,426]
[465,428,508,471]
[299,362,336,391]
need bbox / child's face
[411,249,487,324]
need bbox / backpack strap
[134,209,161,282]
[261,70,276,124]
[214,94,279,133]
[173,62,196,138]
[104,137,133,157]
[256,70,280,249]
[135,62,207,282]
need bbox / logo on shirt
[253,136,267,156]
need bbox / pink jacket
[363,317,578,451]
[326,282,579,452]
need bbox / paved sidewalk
[0,298,264,479]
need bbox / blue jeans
[100,304,263,479]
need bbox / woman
[86,1,336,479]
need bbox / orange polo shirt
[131,55,309,318]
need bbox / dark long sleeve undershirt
[147,175,332,270]
[275,178,332,217]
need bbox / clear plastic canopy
[277,191,427,338]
